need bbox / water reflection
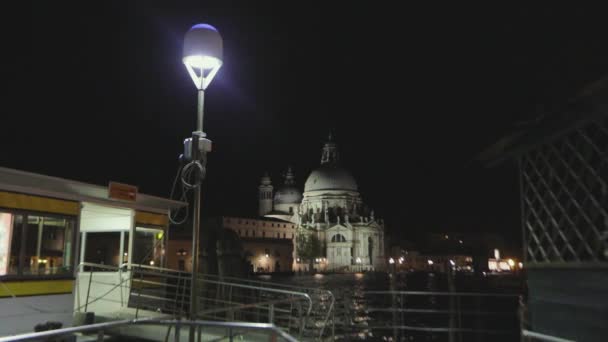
[258,271,521,341]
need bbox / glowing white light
[149,261,155,266]
[398,259,403,264]
[494,249,500,260]
[449,260,455,266]
[507,259,515,267]
[183,55,221,70]
[389,258,395,264]
[296,258,300,262]
[399,257,404,262]
[427,260,434,265]
[124,252,128,256]
[356,257,362,264]
[459,240,463,244]
[265,254,269,258]
[518,262,523,269]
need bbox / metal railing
[76,262,314,339]
[522,329,577,342]
[201,273,336,340]
[194,276,313,339]
[334,290,521,341]
[0,317,298,342]
[76,262,131,313]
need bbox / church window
[238,220,242,224]
[245,230,248,236]
[272,224,274,227]
[262,231,265,238]
[262,222,266,227]
[283,233,286,238]
[331,234,347,243]
[277,232,280,238]
[289,207,293,214]
[253,231,256,237]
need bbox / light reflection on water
[257,271,521,342]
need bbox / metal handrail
[125,263,190,273]
[76,262,131,312]
[79,261,123,271]
[199,278,313,316]
[364,290,520,297]
[522,329,576,342]
[75,262,314,338]
[337,290,522,341]
[0,317,298,342]
[202,274,336,338]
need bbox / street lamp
[182,23,223,324]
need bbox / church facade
[259,135,386,272]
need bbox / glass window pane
[133,227,164,267]
[24,215,74,276]
[1,213,24,276]
[84,232,121,268]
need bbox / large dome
[304,165,358,192]
[274,186,302,204]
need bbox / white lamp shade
[183,24,223,69]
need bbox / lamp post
[182,23,223,325]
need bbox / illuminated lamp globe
[182,23,223,89]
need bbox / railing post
[136,268,144,319]
[269,304,275,323]
[297,301,304,339]
[475,296,482,342]
[332,303,335,340]
[85,269,94,312]
[458,295,463,342]
[118,265,124,306]
[175,319,181,342]
[97,329,104,342]
[229,327,233,342]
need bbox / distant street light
[182,23,223,327]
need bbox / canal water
[256,271,523,341]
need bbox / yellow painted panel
[135,211,168,227]
[0,279,74,297]
[0,191,79,216]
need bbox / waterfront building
[0,166,184,336]
[222,216,295,272]
[259,135,386,272]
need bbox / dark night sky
[5,3,608,249]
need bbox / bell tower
[258,172,273,216]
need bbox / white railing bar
[522,329,576,342]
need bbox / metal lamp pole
[182,24,223,329]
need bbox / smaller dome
[274,186,302,204]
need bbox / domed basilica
[258,135,385,272]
